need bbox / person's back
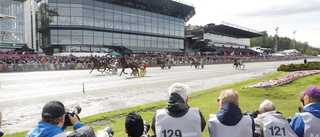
[152,83,206,137]
[208,89,256,137]
[256,100,297,137]
[290,87,320,137]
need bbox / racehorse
[191,58,201,68]
[156,58,168,69]
[119,56,140,76]
[89,57,110,73]
[233,60,245,69]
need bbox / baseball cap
[42,101,66,119]
[125,113,144,137]
[300,87,320,98]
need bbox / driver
[140,61,147,70]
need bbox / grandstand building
[35,0,195,54]
[0,0,33,50]
[185,23,263,55]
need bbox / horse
[156,58,168,69]
[233,60,245,69]
[191,58,201,68]
[119,56,140,76]
[89,57,111,73]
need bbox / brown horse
[89,57,110,73]
[156,58,166,69]
[119,56,139,76]
[191,58,201,68]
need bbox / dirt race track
[0,59,317,134]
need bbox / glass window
[104,32,112,37]
[71,30,82,35]
[137,17,144,25]
[83,36,93,44]
[58,30,70,35]
[72,35,83,44]
[51,35,58,44]
[49,16,58,25]
[131,16,138,24]
[113,38,121,46]
[83,9,93,17]
[70,17,83,25]
[152,37,157,48]
[94,31,103,37]
[114,21,122,30]
[94,1,104,8]
[138,25,145,32]
[71,8,82,16]
[95,19,104,28]
[122,15,130,23]
[122,38,129,46]
[129,39,137,47]
[145,19,151,26]
[59,35,71,44]
[83,17,94,27]
[131,24,138,32]
[94,10,104,19]
[83,30,93,36]
[58,7,70,16]
[51,30,58,35]
[114,13,122,22]
[146,26,152,33]
[105,12,113,20]
[104,3,113,9]
[113,33,121,39]
[122,22,130,31]
[151,27,157,34]
[94,37,103,45]
[105,20,114,29]
[104,37,113,45]
[83,0,94,6]
[58,16,71,25]
[138,39,144,47]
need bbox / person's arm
[198,110,206,132]
[151,113,156,135]
[68,114,83,130]
[290,114,305,137]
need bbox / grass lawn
[6,71,320,137]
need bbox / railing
[0,57,307,72]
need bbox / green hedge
[277,61,320,71]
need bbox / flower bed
[243,70,320,89]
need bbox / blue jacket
[290,102,320,137]
[26,122,83,137]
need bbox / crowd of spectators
[0,50,309,72]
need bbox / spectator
[208,89,260,137]
[151,83,206,136]
[290,87,320,137]
[304,59,307,64]
[125,113,150,137]
[26,101,84,137]
[255,100,297,137]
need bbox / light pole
[275,27,279,53]
[293,30,296,49]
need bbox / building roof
[96,0,195,21]
[188,24,263,38]
[0,14,16,21]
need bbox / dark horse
[191,58,201,68]
[156,58,167,69]
[89,57,110,73]
[119,56,139,76]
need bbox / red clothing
[140,63,147,69]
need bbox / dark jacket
[151,93,206,134]
[217,103,258,136]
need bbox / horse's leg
[90,67,94,73]
[119,68,125,76]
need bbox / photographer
[26,101,84,137]
[125,113,151,137]
[290,87,320,137]
[255,100,297,137]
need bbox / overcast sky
[179,0,320,48]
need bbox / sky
[179,0,320,48]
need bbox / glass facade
[0,0,26,48]
[37,0,186,53]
